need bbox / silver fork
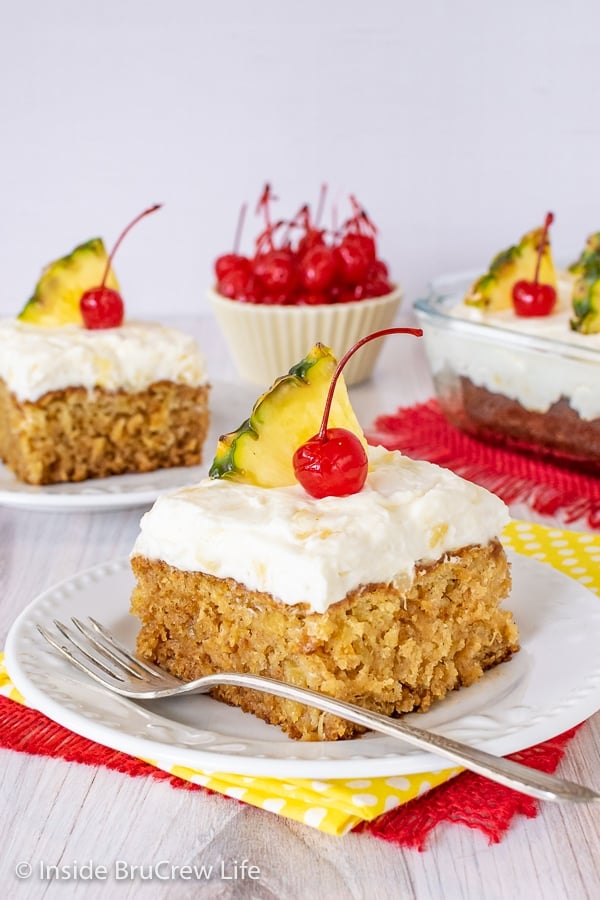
[38,616,600,806]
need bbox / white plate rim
[0,466,208,511]
[5,551,600,779]
[0,380,258,512]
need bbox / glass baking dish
[414,271,600,472]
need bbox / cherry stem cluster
[256,183,277,227]
[255,219,287,254]
[334,196,377,244]
[317,327,423,441]
[251,185,380,256]
[100,204,162,288]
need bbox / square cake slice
[130,445,518,741]
[0,319,210,485]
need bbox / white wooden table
[1,312,599,900]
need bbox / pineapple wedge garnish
[17,238,119,327]
[209,343,366,487]
[465,225,557,312]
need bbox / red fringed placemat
[0,693,583,849]
[367,399,600,529]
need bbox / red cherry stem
[286,204,310,241]
[280,218,295,248]
[315,183,328,227]
[233,202,248,254]
[347,195,377,238]
[360,210,377,237]
[349,195,361,224]
[317,327,423,441]
[256,183,273,219]
[256,183,278,250]
[100,203,162,288]
[533,212,554,284]
[255,219,286,254]
[331,201,338,235]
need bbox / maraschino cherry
[293,327,423,499]
[215,185,393,305]
[512,213,557,317]
[80,204,162,329]
[335,196,377,286]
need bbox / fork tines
[36,617,181,692]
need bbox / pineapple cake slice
[465,224,557,311]
[209,343,366,488]
[18,238,120,327]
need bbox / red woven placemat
[0,693,583,849]
[367,399,600,528]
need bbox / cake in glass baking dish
[415,213,600,471]
[0,206,210,485]
[130,331,518,742]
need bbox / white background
[1,0,599,319]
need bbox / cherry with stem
[215,203,249,276]
[80,204,162,329]
[293,327,423,499]
[512,212,557,317]
[255,183,279,251]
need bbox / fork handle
[183,673,598,805]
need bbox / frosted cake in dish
[415,217,600,470]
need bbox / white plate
[5,552,600,779]
[0,381,258,512]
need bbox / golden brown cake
[130,445,518,741]
[0,320,209,485]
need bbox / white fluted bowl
[208,285,403,386]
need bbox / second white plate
[5,551,600,779]
[0,381,259,512]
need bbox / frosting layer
[0,319,208,401]
[131,445,510,613]
[427,282,600,420]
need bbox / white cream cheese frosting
[0,319,208,402]
[427,280,600,420]
[131,445,510,613]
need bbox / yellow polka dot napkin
[2,521,599,835]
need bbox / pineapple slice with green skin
[17,238,120,326]
[465,226,557,311]
[209,343,367,488]
[568,232,600,333]
[568,232,600,280]
[571,274,600,333]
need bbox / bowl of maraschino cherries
[208,185,403,386]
